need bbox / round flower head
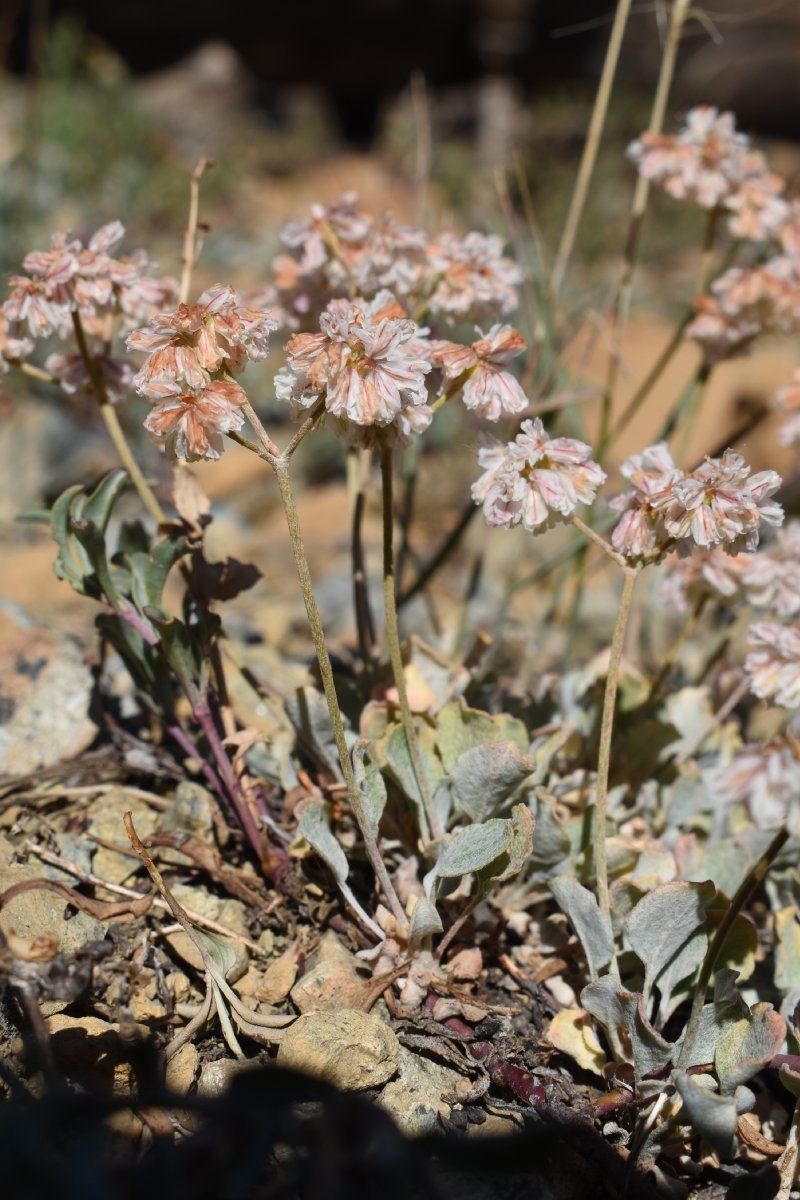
[274,291,432,445]
[745,621,800,709]
[653,448,783,553]
[609,442,683,560]
[628,107,754,210]
[688,255,800,362]
[740,522,800,618]
[714,738,800,835]
[430,325,528,421]
[6,222,178,344]
[426,231,522,324]
[471,418,606,532]
[660,546,748,613]
[143,378,248,462]
[129,285,278,396]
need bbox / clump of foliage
[4,4,800,1195]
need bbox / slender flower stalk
[380,442,443,844]
[551,0,634,297]
[348,446,378,668]
[270,454,408,932]
[71,309,167,526]
[597,0,693,459]
[179,157,213,306]
[594,563,642,957]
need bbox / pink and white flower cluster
[714,738,800,835]
[269,192,522,328]
[628,107,788,240]
[429,325,528,421]
[274,291,432,446]
[471,419,606,532]
[687,256,800,362]
[2,221,178,393]
[663,521,800,617]
[628,109,800,363]
[128,285,279,461]
[610,443,783,560]
[745,621,800,710]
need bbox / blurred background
[1,0,800,646]
[2,0,800,270]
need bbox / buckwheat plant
[9,71,800,1179]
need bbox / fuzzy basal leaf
[486,804,535,884]
[285,687,346,780]
[774,908,800,995]
[715,1002,786,1094]
[434,819,513,880]
[297,798,348,886]
[673,1071,740,1160]
[581,976,673,1082]
[352,740,387,839]
[550,875,613,982]
[407,896,443,946]
[449,740,532,822]
[435,700,528,774]
[375,720,443,819]
[195,927,238,980]
[625,880,715,1006]
[527,789,571,880]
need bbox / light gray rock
[378,1047,463,1136]
[0,864,107,953]
[0,627,95,775]
[157,782,214,841]
[277,1009,400,1091]
[290,929,368,1013]
[87,789,157,886]
[197,1056,252,1097]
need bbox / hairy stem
[551,0,633,297]
[597,0,693,460]
[678,827,789,1069]
[273,457,408,932]
[179,157,213,305]
[380,443,443,844]
[348,449,377,668]
[594,564,641,954]
[71,309,166,526]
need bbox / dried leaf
[0,878,152,923]
[547,1008,607,1075]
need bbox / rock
[47,1015,135,1093]
[0,865,107,954]
[469,1111,524,1137]
[197,1056,253,1097]
[290,930,367,1013]
[256,945,299,1004]
[128,979,167,1024]
[157,782,214,842]
[378,1048,463,1136]
[87,789,157,885]
[0,627,95,775]
[165,1043,199,1095]
[277,1010,399,1091]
